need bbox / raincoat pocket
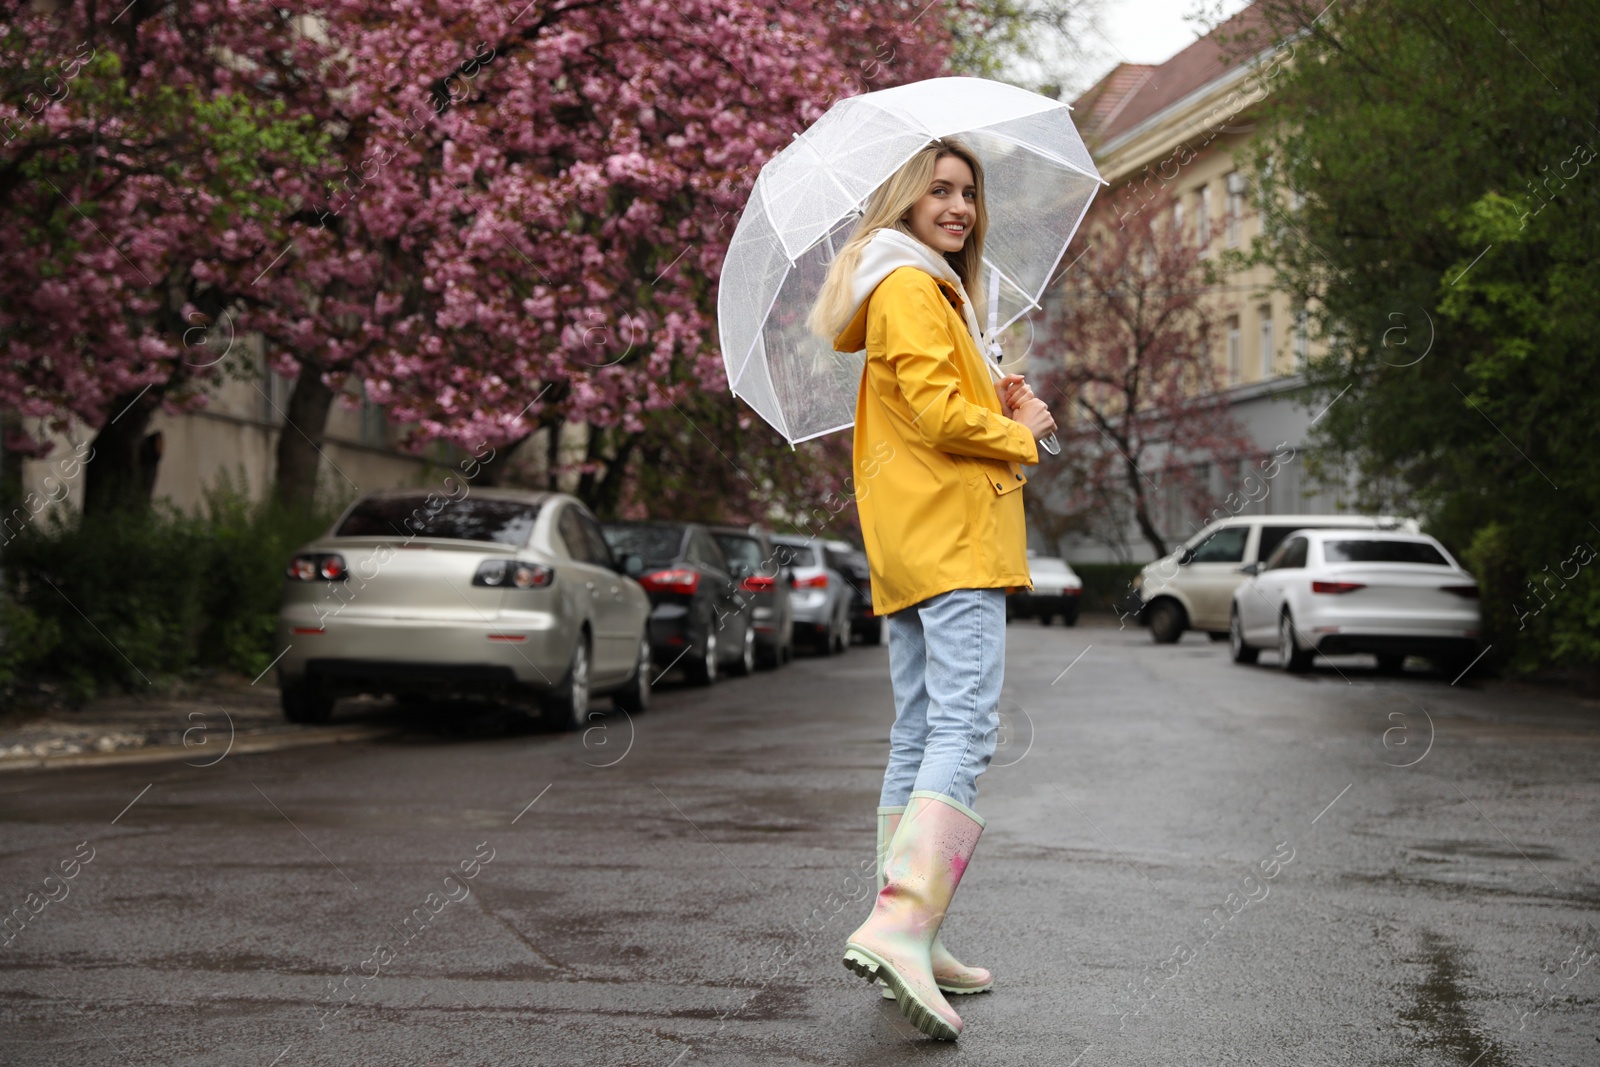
[966,456,1027,497]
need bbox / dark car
[709,525,794,668]
[600,521,756,685]
[824,539,882,645]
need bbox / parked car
[1229,529,1481,674]
[1010,556,1083,626]
[709,524,795,667]
[770,533,854,654]
[275,489,652,730]
[824,539,882,645]
[600,521,756,685]
[1134,513,1420,643]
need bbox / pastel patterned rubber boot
[875,806,993,998]
[844,791,985,1040]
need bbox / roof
[1072,2,1282,146]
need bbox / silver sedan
[275,488,652,729]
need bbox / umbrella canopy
[717,76,1104,446]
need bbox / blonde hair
[806,138,988,341]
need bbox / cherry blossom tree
[2,0,961,518]
[1030,192,1254,558]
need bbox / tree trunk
[272,366,336,512]
[1125,455,1167,559]
[83,389,162,517]
[468,432,532,487]
[578,426,638,519]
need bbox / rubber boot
[875,805,993,998]
[843,791,984,1040]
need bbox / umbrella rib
[977,128,1106,185]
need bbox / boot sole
[879,978,992,998]
[843,946,961,1040]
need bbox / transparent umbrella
[717,76,1104,448]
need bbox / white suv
[1132,514,1418,642]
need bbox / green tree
[1248,0,1600,677]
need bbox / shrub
[1071,562,1146,615]
[0,484,339,703]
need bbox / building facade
[1050,2,1356,563]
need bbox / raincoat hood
[833,228,991,359]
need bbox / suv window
[773,543,816,567]
[1189,525,1248,563]
[1266,536,1308,570]
[714,534,764,578]
[1257,525,1304,564]
[690,530,728,572]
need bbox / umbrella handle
[1039,433,1060,457]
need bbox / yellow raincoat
[834,266,1038,617]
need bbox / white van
[1133,514,1419,642]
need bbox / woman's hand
[995,374,1036,417]
[1013,397,1057,444]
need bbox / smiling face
[902,153,976,254]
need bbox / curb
[0,725,399,774]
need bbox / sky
[1076,0,1254,89]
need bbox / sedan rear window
[335,496,540,545]
[602,525,686,566]
[1324,539,1449,566]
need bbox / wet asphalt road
[3,617,1599,1066]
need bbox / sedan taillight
[640,568,700,594]
[741,575,775,593]
[794,574,828,589]
[1312,580,1366,594]
[287,553,348,581]
[475,560,554,588]
[1442,584,1480,598]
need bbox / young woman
[806,138,1057,1040]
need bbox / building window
[258,352,291,426]
[1171,198,1184,239]
[359,388,387,448]
[1225,171,1246,247]
[1293,308,1309,368]
[1226,316,1242,384]
[1196,185,1212,248]
[1258,306,1274,378]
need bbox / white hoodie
[842,227,1000,375]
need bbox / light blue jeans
[879,587,1006,811]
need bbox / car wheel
[547,637,592,730]
[688,629,718,686]
[613,636,651,713]
[1278,613,1314,673]
[833,613,851,654]
[1375,653,1406,674]
[780,629,794,664]
[732,624,756,676]
[1064,608,1080,627]
[1148,599,1186,644]
[1230,609,1259,665]
[281,680,334,724]
[861,618,883,645]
